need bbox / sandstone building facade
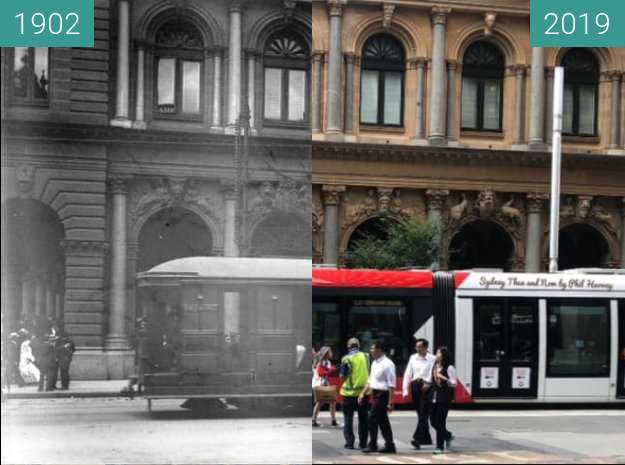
[312,0,625,271]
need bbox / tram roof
[139,257,311,281]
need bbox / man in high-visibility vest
[339,337,370,450]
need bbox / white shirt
[368,355,396,391]
[402,352,436,397]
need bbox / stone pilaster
[312,51,324,133]
[111,0,131,128]
[544,67,554,144]
[609,71,622,149]
[106,177,130,350]
[221,180,240,257]
[322,185,345,264]
[326,0,346,134]
[246,50,258,132]
[344,52,356,134]
[446,60,458,141]
[525,193,548,272]
[512,65,526,145]
[413,58,427,139]
[211,47,224,130]
[428,7,451,145]
[528,47,545,148]
[426,189,450,223]
[227,3,243,130]
[133,43,146,129]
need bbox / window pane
[476,302,503,362]
[461,77,478,128]
[264,68,282,119]
[13,47,29,97]
[578,84,596,135]
[483,79,501,130]
[312,302,340,351]
[33,48,49,99]
[563,85,574,134]
[548,301,610,377]
[510,303,536,363]
[383,72,402,125]
[181,61,200,114]
[157,58,176,112]
[360,70,379,124]
[348,299,410,372]
[287,69,306,121]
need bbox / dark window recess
[153,19,204,120]
[547,299,610,377]
[263,29,310,125]
[11,47,49,105]
[561,48,599,137]
[360,34,405,127]
[460,41,504,132]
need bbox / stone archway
[137,206,213,272]
[1,198,65,333]
[558,223,609,270]
[448,219,515,271]
[250,212,309,258]
[346,216,398,252]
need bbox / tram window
[476,302,504,363]
[312,301,340,352]
[348,299,410,372]
[510,303,536,363]
[547,299,610,377]
[257,289,293,331]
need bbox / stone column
[426,189,449,224]
[609,72,622,149]
[111,0,131,127]
[544,67,554,144]
[621,198,625,267]
[247,50,257,133]
[414,58,427,139]
[21,274,35,321]
[446,60,458,141]
[525,193,548,272]
[133,44,146,129]
[326,1,345,134]
[344,52,356,134]
[428,7,451,145]
[34,278,45,317]
[311,51,324,133]
[227,4,243,129]
[513,65,526,145]
[55,293,63,323]
[212,48,224,130]
[106,177,130,349]
[222,181,239,257]
[322,185,345,264]
[46,287,55,319]
[528,47,545,147]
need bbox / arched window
[461,41,505,132]
[10,47,49,104]
[153,18,204,119]
[561,49,599,136]
[263,29,309,124]
[360,34,405,127]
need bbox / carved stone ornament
[475,187,496,217]
[484,12,496,36]
[312,201,324,234]
[321,185,345,206]
[447,192,469,229]
[377,188,394,213]
[560,195,617,236]
[501,195,522,227]
[430,6,451,25]
[249,176,310,217]
[344,188,420,231]
[382,4,396,29]
[283,0,296,22]
[16,164,36,198]
[131,177,218,224]
[327,0,346,17]
[526,193,549,214]
[426,189,450,212]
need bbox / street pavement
[313,409,625,464]
[1,397,311,464]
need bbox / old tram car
[136,257,311,411]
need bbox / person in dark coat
[55,335,75,390]
[30,335,57,391]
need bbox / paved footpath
[2,380,128,399]
[313,410,625,464]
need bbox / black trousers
[342,395,369,447]
[59,365,70,389]
[431,402,452,450]
[368,390,394,449]
[410,381,433,445]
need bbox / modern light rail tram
[313,267,625,403]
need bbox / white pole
[548,67,564,273]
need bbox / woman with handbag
[312,346,338,427]
[430,346,457,455]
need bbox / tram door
[618,299,625,398]
[472,298,538,398]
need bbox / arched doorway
[347,216,396,252]
[1,199,65,333]
[137,207,212,272]
[449,220,514,271]
[250,212,309,257]
[558,223,609,270]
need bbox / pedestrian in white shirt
[402,338,435,449]
[358,341,397,454]
[431,346,457,455]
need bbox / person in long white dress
[19,337,40,384]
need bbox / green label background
[531,0,625,47]
[0,0,94,47]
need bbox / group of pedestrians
[312,337,457,455]
[2,319,75,392]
